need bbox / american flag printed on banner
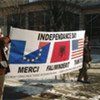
[72,39,84,59]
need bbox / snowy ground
[3,54,100,100]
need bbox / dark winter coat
[0,37,10,74]
[83,44,92,63]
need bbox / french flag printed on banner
[8,28,72,64]
[9,40,70,64]
[9,40,50,64]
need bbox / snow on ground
[4,76,100,100]
[4,54,100,100]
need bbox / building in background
[0,0,100,47]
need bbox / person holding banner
[0,33,11,100]
[77,36,92,84]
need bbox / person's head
[3,36,11,44]
[84,35,89,45]
[0,32,4,38]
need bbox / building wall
[0,1,80,35]
[85,14,100,46]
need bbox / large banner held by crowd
[6,27,85,79]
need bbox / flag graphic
[51,41,70,63]
[72,39,84,59]
[9,40,50,64]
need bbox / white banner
[6,27,85,79]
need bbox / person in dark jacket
[0,33,11,100]
[77,36,92,83]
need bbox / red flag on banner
[51,41,70,63]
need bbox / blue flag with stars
[9,40,50,64]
